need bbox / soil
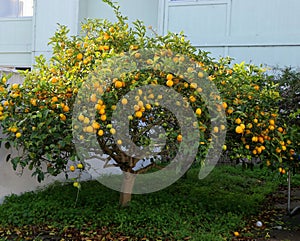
[269,187,300,241]
[233,185,300,241]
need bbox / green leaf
[6,153,11,162]
[11,157,20,170]
[4,142,11,149]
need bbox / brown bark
[119,172,136,207]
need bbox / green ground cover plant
[0,165,283,240]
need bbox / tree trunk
[119,172,136,207]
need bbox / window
[0,0,33,18]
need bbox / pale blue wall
[0,18,32,67]
[166,0,300,67]
[0,0,299,68]
[33,0,80,61]
[80,0,159,31]
[0,0,160,67]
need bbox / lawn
[0,165,284,240]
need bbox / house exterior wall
[0,17,32,67]
[80,0,160,30]
[166,0,300,67]
[0,0,299,68]
[0,0,160,68]
[32,0,81,61]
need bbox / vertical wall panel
[165,0,300,67]
[0,18,32,67]
[1,0,300,67]
[82,0,160,31]
[231,0,300,36]
[33,0,80,60]
[168,3,228,40]
[229,46,300,68]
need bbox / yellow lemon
[97,129,104,136]
[135,111,143,118]
[110,128,116,135]
[70,165,76,172]
[235,118,242,125]
[235,126,243,134]
[166,73,173,80]
[166,79,173,87]
[195,108,202,116]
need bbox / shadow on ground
[236,186,300,241]
[269,187,300,241]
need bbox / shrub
[273,67,300,126]
[270,67,300,173]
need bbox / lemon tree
[0,1,221,206]
[0,0,298,206]
[212,61,299,173]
